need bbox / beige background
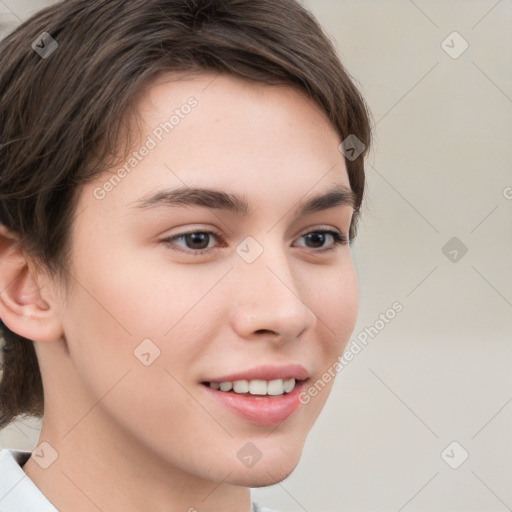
[1,1,511,511]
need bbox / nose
[227,239,317,344]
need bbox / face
[50,72,359,486]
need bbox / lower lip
[201,379,308,426]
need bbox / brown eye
[160,230,221,255]
[294,230,347,251]
[161,228,347,257]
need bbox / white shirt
[0,448,278,512]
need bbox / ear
[0,224,64,343]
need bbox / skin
[0,72,359,512]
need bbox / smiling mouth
[201,378,309,397]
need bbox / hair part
[0,0,373,429]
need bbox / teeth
[233,380,249,393]
[209,378,296,396]
[249,379,266,395]
[283,378,295,393]
[219,381,232,392]
[267,379,284,395]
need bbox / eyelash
[160,228,348,256]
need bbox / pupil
[307,233,325,248]
[188,233,209,249]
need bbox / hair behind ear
[0,321,44,429]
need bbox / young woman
[0,1,372,510]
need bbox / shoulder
[0,448,57,512]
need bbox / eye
[293,229,348,252]
[160,228,348,256]
[160,230,222,255]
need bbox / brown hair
[0,0,372,429]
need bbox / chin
[246,465,297,487]
[228,465,298,488]
[227,449,302,487]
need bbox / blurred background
[1,1,511,511]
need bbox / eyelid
[297,224,342,236]
[162,223,346,241]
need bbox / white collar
[0,448,58,511]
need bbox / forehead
[79,71,351,220]
[133,71,338,147]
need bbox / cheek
[312,259,359,354]
[67,247,186,338]
[296,263,358,418]
[60,247,220,394]
[59,268,210,446]
[337,267,359,343]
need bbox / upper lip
[204,364,309,383]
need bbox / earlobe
[0,224,63,343]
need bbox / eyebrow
[131,183,356,218]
